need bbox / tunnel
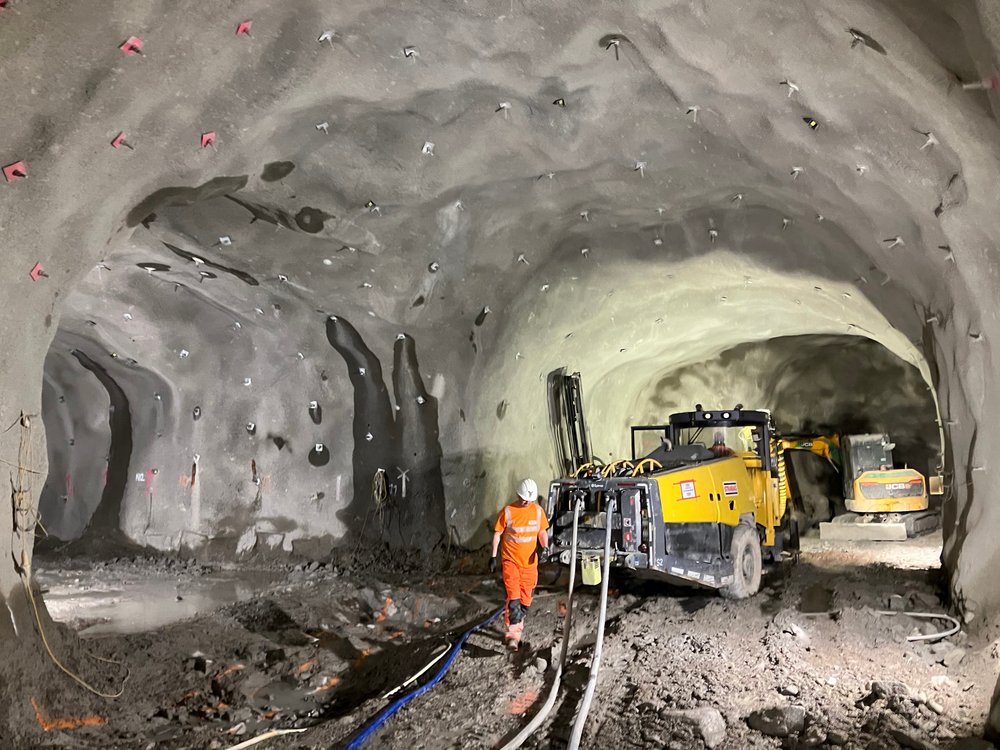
[1,1,999,747]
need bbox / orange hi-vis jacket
[495,502,549,568]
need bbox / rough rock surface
[0,0,994,602]
[662,707,727,748]
[747,704,807,736]
[2,0,1000,724]
[989,677,1000,741]
[7,535,990,748]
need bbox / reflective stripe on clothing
[503,505,542,544]
[495,502,549,568]
[503,504,541,544]
[504,505,541,532]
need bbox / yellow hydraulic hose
[631,459,662,476]
[775,446,789,518]
[601,460,633,477]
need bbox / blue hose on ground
[345,606,505,750]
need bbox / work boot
[505,621,524,650]
[507,599,523,625]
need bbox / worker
[490,478,549,649]
[709,430,734,457]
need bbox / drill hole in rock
[308,443,330,466]
[308,401,322,424]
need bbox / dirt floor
[7,531,999,750]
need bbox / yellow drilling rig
[544,404,792,599]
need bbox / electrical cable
[372,468,387,515]
[380,642,451,700]
[567,498,616,750]
[800,608,961,643]
[876,609,961,642]
[21,567,130,698]
[351,468,388,559]
[223,727,308,749]
[10,416,129,699]
[344,606,504,750]
[497,498,582,750]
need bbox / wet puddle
[798,583,834,614]
[306,629,361,660]
[36,566,279,636]
[679,596,711,614]
[758,585,785,616]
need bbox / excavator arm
[779,435,842,470]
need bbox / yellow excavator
[779,433,940,540]
[544,405,791,599]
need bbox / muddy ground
[4,532,998,750]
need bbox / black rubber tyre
[778,510,800,557]
[721,523,762,600]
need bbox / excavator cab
[840,434,927,512]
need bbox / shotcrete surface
[1,0,998,614]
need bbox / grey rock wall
[0,1,998,625]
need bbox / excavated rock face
[639,334,941,528]
[1,2,999,620]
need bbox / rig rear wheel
[721,524,762,600]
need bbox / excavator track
[819,510,940,541]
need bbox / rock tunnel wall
[637,334,941,474]
[38,349,112,541]
[0,0,998,629]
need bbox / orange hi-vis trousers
[502,559,538,627]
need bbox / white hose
[223,728,308,749]
[497,498,582,750]
[876,609,962,642]
[568,499,616,750]
[381,643,451,700]
[558,499,584,670]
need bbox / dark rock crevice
[325,317,446,554]
[68,350,132,538]
[126,176,250,228]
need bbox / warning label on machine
[679,480,696,499]
[722,480,739,496]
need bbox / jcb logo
[886,483,906,491]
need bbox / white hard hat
[516,478,538,502]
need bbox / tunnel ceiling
[3,0,1000,613]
